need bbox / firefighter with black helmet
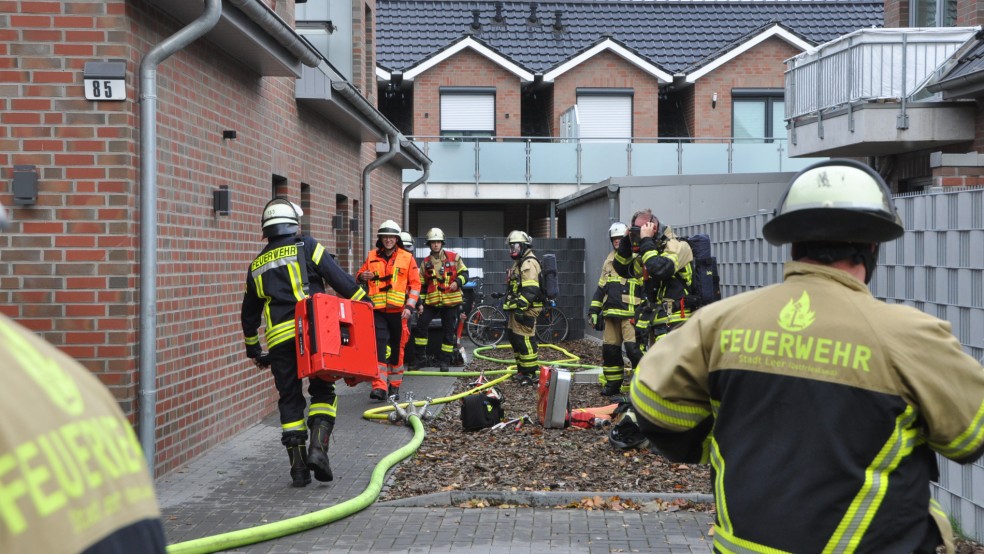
[242,198,368,488]
[357,220,421,402]
[503,230,543,385]
[411,227,469,372]
[589,222,645,395]
[630,159,984,553]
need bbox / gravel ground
[379,338,984,552]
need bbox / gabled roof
[377,0,883,79]
[685,22,813,83]
[399,35,535,81]
[928,32,984,99]
[543,37,673,83]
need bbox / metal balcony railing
[403,136,826,188]
[784,27,978,124]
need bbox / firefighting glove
[589,312,599,327]
[246,344,262,359]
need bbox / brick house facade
[0,0,410,476]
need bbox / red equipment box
[536,365,572,429]
[295,293,377,383]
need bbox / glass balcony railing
[403,136,826,186]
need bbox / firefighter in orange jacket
[631,160,984,552]
[411,227,469,372]
[358,220,421,401]
[242,199,367,487]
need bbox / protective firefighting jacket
[631,261,984,553]
[358,247,421,313]
[0,314,165,554]
[242,235,366,351]
[503,251,542,312]
[613,225,693,325]
[420,249,468,307]
[590,250,644,319]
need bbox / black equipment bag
[680,234,721,310]
[539,253,560,300]
[460,390,504,431]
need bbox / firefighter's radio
[295,293,376,383]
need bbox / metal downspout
[138,0,221,472]
[607,184,620,223]
[403,156,430,231]
[138,0,222,475]
[227,0,320,67]
[361,135,401,253]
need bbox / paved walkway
[155,371,715,553]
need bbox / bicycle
[465,277,569,346]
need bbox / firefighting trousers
[268,341,337,443]
[506,327,539,376]
[413,305,459,362]
[373,311,406,389]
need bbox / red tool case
[295,293,376,383]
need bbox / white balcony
[784,27,980,158]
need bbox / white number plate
[83,78,126,101]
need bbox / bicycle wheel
[536,306,569,344]
[467,305,507,346]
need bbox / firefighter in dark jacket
[241,198,368,488]
[631,160,984,553]
[503,230,543,385]
[613,208,693,349]
[412,227,469,372]
[589,222,645,395]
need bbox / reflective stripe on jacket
[503,251,542,312]
[421,250,468,307]
[590,250,644,319]
[358,248,421,312]
[631,261,984,552]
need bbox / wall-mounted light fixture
[13,165,38,206]
[222,130,237,140]
[711,92,718,109]
[213,185,230,216]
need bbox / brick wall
[692,38,802,139]
[0,0,404,476]
[412,48,522,138]
[551,50,660,138]
[883,0,907,27]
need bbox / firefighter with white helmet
[503,230,543,385]
[0,197,166,551]
[411,227,468,372]
[630,159,984,552]
[357,219,421,401]
[589,222,645,395]
[242,198,368,487]
[399,231,415,252]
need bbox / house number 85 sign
[84,78,126,101]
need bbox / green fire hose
[166,343,599,553]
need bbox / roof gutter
[227,0,321,67]
[138,0,222,475]
[330,82,429,251]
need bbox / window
[440,88,495,140]
[910,0,957,27]
[732,89,785,143]
[576,89,632,143]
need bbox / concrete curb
[377,489,714,507]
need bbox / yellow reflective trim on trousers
[309,400,337,418]
[823,406,918,554]
[282,419,306,433]
[714,524,793,554]
[930,498,946,520]
[629,380,709,429]
[708,434,734,536]
[414,337,428,346]
[312,243,325,265]
[441,344,454,353]
[932,397,984,459]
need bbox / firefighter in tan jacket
[630,160,984,553]
[503,230,543,386]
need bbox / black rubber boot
[439,356,450,372]
[601,380,623,396]
[286,444,311,487]
[307,419,334,482]
[388,384,400,401]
